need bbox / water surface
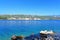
[0,20,60,40]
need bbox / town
[0,15,60,20]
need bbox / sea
[0,20,60,40]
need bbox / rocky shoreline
[11,30,60,40]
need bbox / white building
[8,17,16,20]
[34,18,41,20]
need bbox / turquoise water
[0,20,60,40]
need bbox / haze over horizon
[0,0,60,16]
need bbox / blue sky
[0,0,60,15]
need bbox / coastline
[0,15,60,20]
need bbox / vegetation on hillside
[0,15,60,20]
